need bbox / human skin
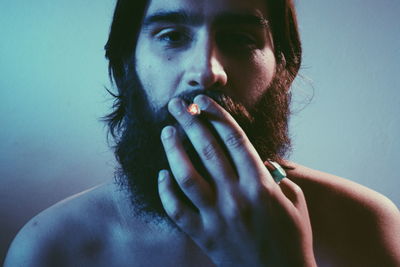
[135,0,317,265]
[159,96,317,266]
[134,0,276,111]
[3,0,400,266]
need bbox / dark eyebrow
[142,11,203,28]
[214,13,269,28]
[142,10,269,29]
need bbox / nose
[184,35,228,89]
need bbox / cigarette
[187,103,201,116]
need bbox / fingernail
[161,126,175,140]
[158,170,168,182]
[194,95,209,110]
[169,98,185,115]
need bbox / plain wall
[1,0,399,263]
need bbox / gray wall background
[1,0,399,263]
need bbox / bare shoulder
[285,161,400,215]
[4,182,119,267]
[285,161,400,266]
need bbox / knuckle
[224,131,246,149]
[245,177,273,200]
[181,116,197,129]
[291,183,304,197]
[224,198,251,221]
[226,207,241,221]
[163,142,176,153]
[201,142,218,161]
[179,174,197,190]
[162,137,177,153]
[246,180,279,205]
[169,207,186,224]
[158,184,169,197]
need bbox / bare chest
[68,228,215,267]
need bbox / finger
[278,179,312,231]
[161,125,214,209]
[279,178,307,210]
[193,95,275,186]
[168,98,237,185]
[158,169,201,236]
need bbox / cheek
[254,48,276,83]
[135,42,177,108]
[229,50,276,106]
[254,50,276,92]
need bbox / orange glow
[187,103,201,116]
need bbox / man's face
[135,0,276,111]
[116,0,291,219]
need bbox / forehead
[143,0,269,23]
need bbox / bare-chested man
[4,0,400,266]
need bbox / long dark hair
[103,0,302,142]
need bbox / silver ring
[265,160,287,184]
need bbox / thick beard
[112,71,292,222]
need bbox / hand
[158,95,316,267]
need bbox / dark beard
[112,71,292,222]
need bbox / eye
[155,29,191,48]
[229,34,255,45]
[218,32,258,51]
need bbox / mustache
[151,89,254,129]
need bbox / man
[4,0,400,266]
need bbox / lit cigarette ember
[187,103,201,116]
